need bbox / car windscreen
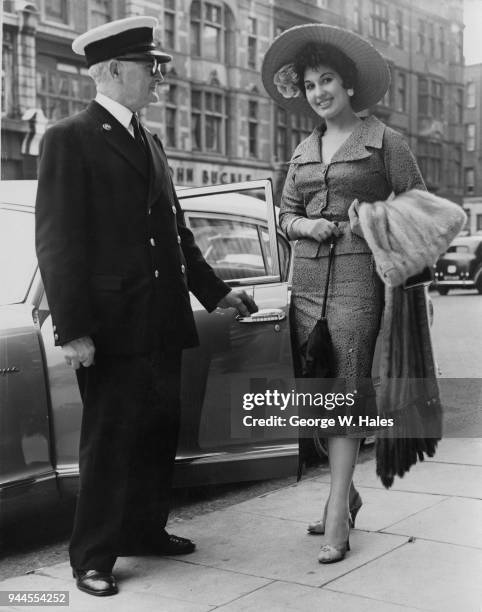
[0,208,37,305]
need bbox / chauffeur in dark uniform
[35,16,256,597]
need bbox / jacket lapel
[145,130,175,207]
[330,115,385,163]
[86,101,148,179]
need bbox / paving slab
[383,496,482,548]
[42,557,269,607]
[424,438,482,466]
[230,480,445,533]
[0,573,213,612]
[165,509,405,587]
[215,581,425,612]
[324,458,482,498]
[328,539,482,612]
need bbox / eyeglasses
[116,56,165,77]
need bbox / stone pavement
[1,438,481,611]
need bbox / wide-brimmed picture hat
[261,24,390,115]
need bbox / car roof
[0,180,273,223]
[451,236,482,245]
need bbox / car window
[189,217,268,281]
[447,245,470,254]
[0,208,37,305]
[259,227,290,281]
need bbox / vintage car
[433,236,482,295]
[0,179,379,525]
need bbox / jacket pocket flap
[294,239,321,259]
[90,275,123,291]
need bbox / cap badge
[102,123,112,131]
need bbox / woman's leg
[325,437,361,545]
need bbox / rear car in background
[433,236,482,295]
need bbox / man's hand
[216,290,258,317]
[348,198,364,238]
[61,336,96,370]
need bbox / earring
[347,88,354,97]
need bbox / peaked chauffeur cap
[72,16,172,67]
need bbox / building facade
[463,62,482,234]
[1,0,466,205]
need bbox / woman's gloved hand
[290,217,342,242]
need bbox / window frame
[191,88,227,154]
[42,0,71,26]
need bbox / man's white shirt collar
[95,93,134,135]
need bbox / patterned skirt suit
[279,117,426,433]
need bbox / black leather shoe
[72,569,118,597]
[155,533,196,555]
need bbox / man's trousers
[69,349,181,572]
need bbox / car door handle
[236,308,286,323]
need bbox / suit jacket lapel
[86,101,148,179]
[145,130,175,207]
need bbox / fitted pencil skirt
[291,252,385,435]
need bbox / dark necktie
[131,113,146,150]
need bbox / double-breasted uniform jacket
[36,100,229,355]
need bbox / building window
[418,77,444,119]
[418,77,428,116]
[164,0,176,49]
[465,168,475,194]
[417,20,425,54]
[1,35,14,117]
[395,10,403,48]
[452,145,462,189]
[275,107,314,161]
[37,59,95,121]
[370,1,388,41]
[89,0,112,27]
[247,17,257,69]
[44,0,69,24]
[466,124,476,152]
[455,30,463,64]
[165,84,177,148]
[428,22,435,58]
[190,1,232,61]
[477,214,482,231]
[455,88,464,124]
[248,100,258,157]
[431,81,443,119]
[467,82,476,108]
[276,107,287,162]
[439,26,445,60]
[291,112,312,151]
[417,139,442,187]
[396,71,407,113]
[353,0,362,33]
[191,89,226,153]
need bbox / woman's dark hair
[293,42,358,97]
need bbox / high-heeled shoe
[318,517,351,564]
[318,536,350,564]
[307,490,362,534]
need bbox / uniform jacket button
[177,235,181,244]
[154,270,159,278]
[171,205,176,214]
[150,237,156,246]
[181,264,185,274]
[54,333,59,341]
